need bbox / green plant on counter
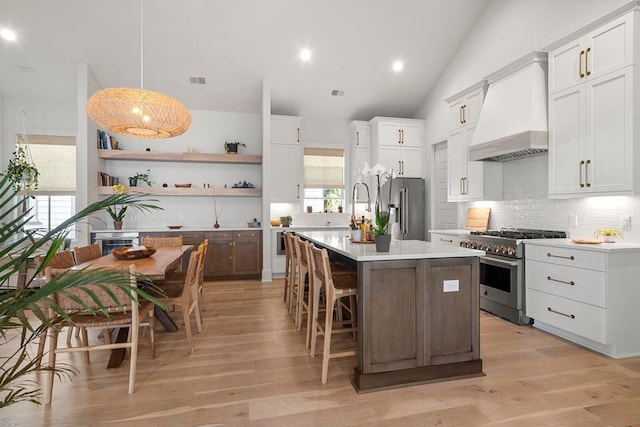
[594,228,623,241]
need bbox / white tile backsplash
[462,154,640,242]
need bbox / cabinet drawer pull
[547,276,574,286]
[440,238,453,243]
[356,131,359,146]
[400,129,404,144]
[547,252,574,260]
[585,47,591,76]
[579,50,585,78]
[460,105,464,124]
[547,307,575,319]
[297,128,300,143]
[297,184,300,199]
[579,160,585,187]
[462,104,467,123]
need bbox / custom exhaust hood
[469,51,549,162]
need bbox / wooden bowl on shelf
[270,219,281,226]
[174,183,192,188]
[112,247,156,260]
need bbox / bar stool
[282,231,294,309]
[295,237,317,341]
[309,244,358,384]
[284,232,299,317]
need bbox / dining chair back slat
[72,243,102,265]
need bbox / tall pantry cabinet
[270,115,303,202]
[548,11,639,197]
[445,81,502,202]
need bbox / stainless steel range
[460,228,567,325]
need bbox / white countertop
[525,238,640,252]
[298,230,485,262]
[92,226,263,233]
[270,225,351,231]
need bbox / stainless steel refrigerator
[381,178,426,240]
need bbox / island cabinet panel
[426,258,479,365]
[355,256,482,392]
[361,261,424,373]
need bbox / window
[20,134,77,238]
[303,148,344,213]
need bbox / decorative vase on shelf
[113,221,123,230]
[128,177,138,187]
[375,234,391,252]
[214,220,220,229]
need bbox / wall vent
[330,89,345,96]
[189,76,206,85]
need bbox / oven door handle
[480,255,520,268]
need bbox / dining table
[70,244,193,368]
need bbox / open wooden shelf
[97,186,261,197]
[98,149,262,164]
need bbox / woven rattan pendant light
[85,0,191,138]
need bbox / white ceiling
[0,0,489,120]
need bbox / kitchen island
[297,230,485,392]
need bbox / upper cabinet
[445,82,502,202]
[370,117,424,178]
[549,14,633,95]
[270,115,303,202]
[548,11,637,197]
[271,115,302,145]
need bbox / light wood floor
[2,279,640,426]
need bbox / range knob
[507,247,517,257]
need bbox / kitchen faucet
[351,182,371,223]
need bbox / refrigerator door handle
[401,187,409,235]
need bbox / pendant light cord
[140,0,144,90]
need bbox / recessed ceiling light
[300,48,312,62]
[1,28,16,42]
[392,61,404,72]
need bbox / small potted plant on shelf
[594,228,623,243]
[128,169,152,187]
[224,141,246,154]
[106,184,127,229]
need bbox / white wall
[100,109,263,229]
[418,0,640,240]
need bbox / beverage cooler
[91,232,139,255]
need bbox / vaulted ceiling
[0,0,489,120]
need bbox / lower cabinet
[139,229,262,280]
[205,230,262,279]
[525,242,640,358]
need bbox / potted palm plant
[0,172,163,407]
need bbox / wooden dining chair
[309,245,357,384]
[34,250,78,365]
[195,239,208,311]
[72,243,102,265]
[151,245,202,351]
[140,236,184,273]
[44,264,155,404]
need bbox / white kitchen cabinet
[370,117,424,177]
[271,115,302,145]
[445,82,502,202]
[270,143,301,202]
[350,121,372,207]
[429,231,467,247]
[270,115,303,202]
[548,13,633,95]
[548,10,637,198]
[524,240,640,358]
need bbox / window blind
[303,148,344,188]
[18,134,76,194]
